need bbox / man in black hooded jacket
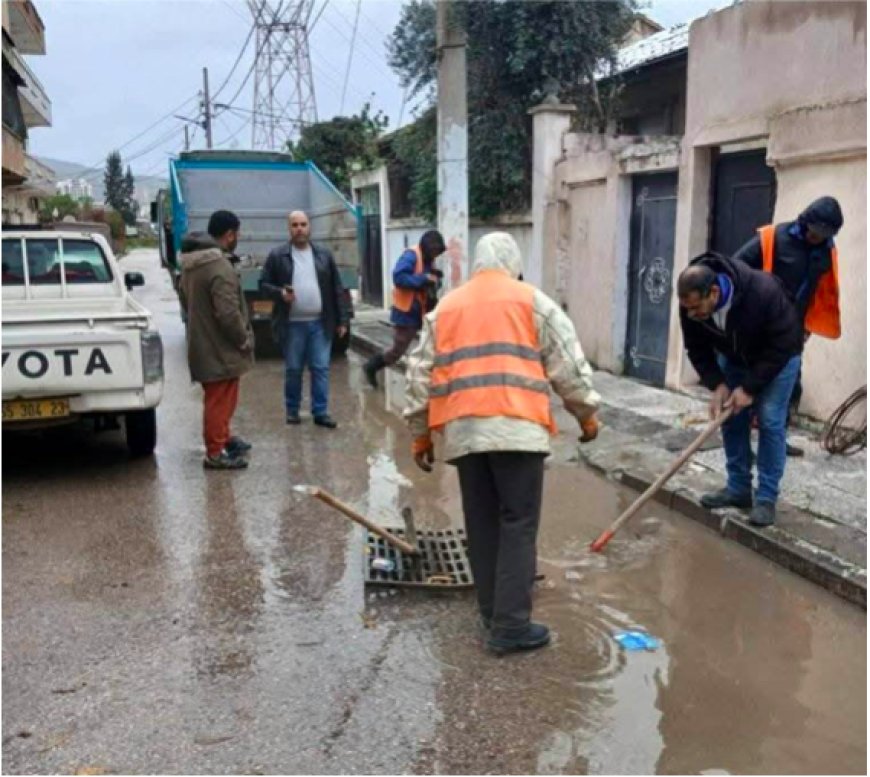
[733,196,844,454]
[678,253,803,527]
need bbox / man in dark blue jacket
[363,230,445,388]
[678,253,803,527]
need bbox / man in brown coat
[179,210,254,469]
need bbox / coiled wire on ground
[820,386,867,455]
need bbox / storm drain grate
[364,527,474,589]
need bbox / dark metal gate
[625,172,678,386]
[357,186,383,307]
[710,149,777,257]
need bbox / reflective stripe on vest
[392,245,428,314]
[428,270,557,434]
[758,224,841,339]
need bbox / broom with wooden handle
[589,407,733,553]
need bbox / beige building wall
[668,0,867,420]
[549,134,680,372]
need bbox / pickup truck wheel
[126,408,157,457]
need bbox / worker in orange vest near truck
[733,196,843,455]
[363,230,446,388]
[404,232,601,655]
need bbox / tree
[38,194,80,223]
[122,166,138,225]
[103,151,126,213]
[286,104,388,198]
[387,0,635,218]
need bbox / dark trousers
[455,451,546,637]
[383,325,418,366]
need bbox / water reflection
[192,475,264,680]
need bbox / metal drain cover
[364,527,474,589]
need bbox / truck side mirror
[150,202,158,222]
[125,272,145,289]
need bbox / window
[1,238,113,286]
[62,239,113,283]
[2,239,25,285]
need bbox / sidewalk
[350,307,866,607]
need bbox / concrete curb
[349,323,867,609]
[593,465,867,609]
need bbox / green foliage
[122,166,138,225]
[390,107,437,222]
[103,152,138,225]
[38,194,80,223]
[286,104,389,198]
[103,151,125,212]
[387,0,635,217]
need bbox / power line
[75,94,200,182]
[309,0,330,31]
[215,114,254,147]
[340,0,361,114]
[316,8,395,83]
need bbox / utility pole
[202,67,213,150]
[184,125,190,151]
[436,0,469,289]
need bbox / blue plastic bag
[613,630,660,651]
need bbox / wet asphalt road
[2,249,866,775]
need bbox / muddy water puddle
[2,255,865,774]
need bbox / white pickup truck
[2,229,164,456]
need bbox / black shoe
[226,435,252,456]
[700,488,753,509]
[313,414,337,429]
[203,450,249,470]
[363,354,384,389]
[487,623,551,655]
[749,502,776,527]
[286,414,301,425]
[786,441,804,457]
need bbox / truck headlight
[141,330,164,383]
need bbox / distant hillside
[36,156,169,203]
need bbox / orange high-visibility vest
[429,270,557,434]
[758,225,841,339]
[392,245,429,314]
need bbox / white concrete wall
[668,0,867,420]
[549,133,680,372]
[774,157,867,417]
[384,220,533,282]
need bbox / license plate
[251,300,274,317]
[2,398,70,422]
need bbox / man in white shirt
[259,210,350,428]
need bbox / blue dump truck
[154,150,361,354]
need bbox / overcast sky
[26,0,730,181]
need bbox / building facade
[2,0,53,224]
[537,0,866,421]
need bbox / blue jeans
[717,354,801,504]
[283,320,331,417]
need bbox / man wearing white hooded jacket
[404,232,601,655]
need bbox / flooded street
[2,249,866,775]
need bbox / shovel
[589,407,733,553]
[293,485,419,556]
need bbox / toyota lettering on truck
[1,230,164,457]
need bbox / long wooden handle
[298,486,419,556]
[589,408,733,553]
